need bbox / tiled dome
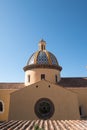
[27,40,59,66]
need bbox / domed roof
[24,39,62,71]
[27,51,59,66]
[27,40,58,66]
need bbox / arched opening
[79,106,84,118]
[0,101,3,112]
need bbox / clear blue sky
[0,0,87,82]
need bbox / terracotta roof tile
[0,83,24,89]
[0,120,87,129]
[58,78,87,87]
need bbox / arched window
[0,101,4,113]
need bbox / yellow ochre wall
[9,80,80,120]
[0,89,17,121]
[1,84,87,121]
[68,88,87,117]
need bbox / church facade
[0,40,87,121]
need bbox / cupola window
[28,75,30,82]
[55,75,58,83]
[41,74,45,80]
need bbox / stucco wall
[2,84,87,121]
[68,88,87,117]
[0,89,16,121]
[25,68,60,86]
[9,81,80,120]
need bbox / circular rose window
[34,98,54,119]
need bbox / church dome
[24,39,62,71]
[23,39,62,86]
